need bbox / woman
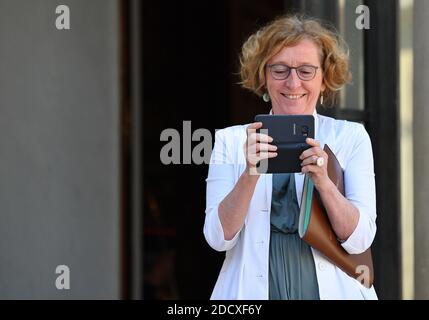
[204,15,377,299]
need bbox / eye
[273,70,287,75]
[271,65,289,75]
[298,66,315,73]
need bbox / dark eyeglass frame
[267,63,319,81]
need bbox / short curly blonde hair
[239,14,351,106]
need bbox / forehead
[269,39,321,65]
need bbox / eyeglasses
[268,64,319,81]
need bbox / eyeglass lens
[270,64,317,81]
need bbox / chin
[275,104,313,115]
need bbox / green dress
[269,173,320,300]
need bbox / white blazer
[204,112,378,300]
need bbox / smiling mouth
[281,93,306,100]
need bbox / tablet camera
[301,125,309,137]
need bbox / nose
[285,69,301,89]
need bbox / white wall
[0,0,121,299]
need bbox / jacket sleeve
[203,128,244,252]
[341,124,377,254]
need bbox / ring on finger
[316,156,324,167]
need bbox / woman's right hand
[244,122,278,175]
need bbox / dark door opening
[141,0,284,299]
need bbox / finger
[247,134,273,151]
[299,146,322,160]
[256,143,277,153]
[305,137,320,147]
[300,155,319,167]
[301,164,320,174]
[247,132,271,143]
[246,123,262,146]
[248,151,278,167]
[254,133,273,143]
[246,122,263,135]
[246,135,272,155]
[257,151,278,160]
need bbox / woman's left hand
[299,138,332,192]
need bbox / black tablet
[254,114,314,174]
